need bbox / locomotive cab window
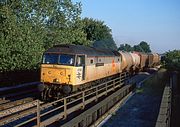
[43,53,75,66]
[59,54,75,65]
[76,55,85,66]
[43,54,59,64]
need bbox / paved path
[102,70,166,127]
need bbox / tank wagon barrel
[130,52,141,71]
[148,53,160,67]
[119,51,134,71]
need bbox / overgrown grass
[138,68,168,95]
[126,68,168,95]
[136,88,144,94]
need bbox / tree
[133,41,151,53]
[118,44,133,51]
[1,0,119,73]
[117,41,152,53]
[82,18,117,50]
[164,50,180,71]
[0,0,45,72]
[82,18,112,41]
[39,0,89,49]
[0,0,87,72]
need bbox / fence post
[64,98,67,119]
[37,100,40,127]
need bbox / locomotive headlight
[53,78,60,83]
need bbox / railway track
[0,98,35,118]
[0,82,42,126]
[0,98,33,111]
[0,98,10,105]
[0,99,52,126]
[0,71,155,127]
[0,72,130,127]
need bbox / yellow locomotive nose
[48,71,51,74]
[40,64,73,85]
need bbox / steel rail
[0,72,129,127]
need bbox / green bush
[164,50,180,72]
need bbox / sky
[73,0,180,53]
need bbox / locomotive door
[76,55,86,80]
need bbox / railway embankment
[171,71,180,127]
[102,68,168,127]
[0,70,39,87]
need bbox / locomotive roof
[44,44,120,57]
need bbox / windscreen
[43,54,75,65]
[59,54,74,65]
[43,54,59,64]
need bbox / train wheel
[62,85,71,95]
[41,88,47,101]
[44,88,50,101]
[56,92,61,99]
[47,88,52,98]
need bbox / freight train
[40,44,160,100]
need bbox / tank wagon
[148,53,160,67]
[40,44,160,100]
[130,52,141,72]
[119,51,133,71]
[136,52,149,70]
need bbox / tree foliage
[82,18,111,41]
[0,0,87,72]
[81,18,117,50]
[43,0,89,48]
[118,44,133,52]
[0,0,45,71]
[118,41,151,53]
[0,0,118,72]
[133,41,151,53]
[164,50,180,72]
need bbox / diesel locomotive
[40,44,160,100]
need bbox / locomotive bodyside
[40,45,121,100]
[85,56,121,83]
